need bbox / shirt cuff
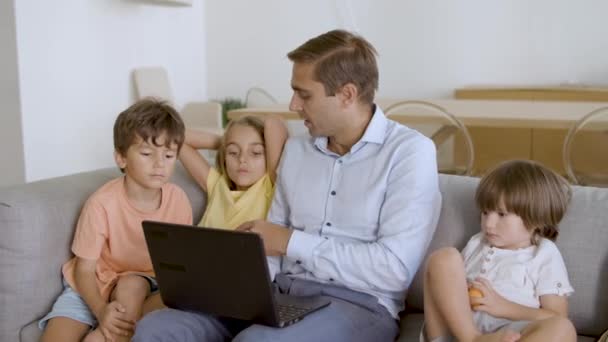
[286,230,325,268]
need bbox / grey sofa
[1,165,606,341]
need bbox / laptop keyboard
[276,303,310,323]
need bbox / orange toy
[468,287,483,308]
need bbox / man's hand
[236,220,292,256]
[96,301,135,341]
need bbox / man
[133,29,441,342]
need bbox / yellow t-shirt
[199,168,274,230]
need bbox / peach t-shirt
[62,177,193,300]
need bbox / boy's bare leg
[40,317,91,342]
[424,247,481,342]
[517,316,576,342]
[85,275,149,342]
[142,292,166,315]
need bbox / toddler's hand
[470,277,512,318]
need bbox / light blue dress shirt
[267,106,442,318]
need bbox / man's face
[289,63,345,137]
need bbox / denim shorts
[38,275,158,330]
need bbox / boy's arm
[74,257,134,338]
[179,129,221,192]
[263,115,288,183]
[74,257,106,320]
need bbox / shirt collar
[313,104,388,154]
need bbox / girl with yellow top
[179,115,288,229]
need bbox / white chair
[133,67,174,103]
[563,106,608,187]
[133,67,224,162]
[245,86,308,137]
[245,87,278,108]
[385,100,475,176]
[181,102,223,136]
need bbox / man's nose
[289,94,301,112]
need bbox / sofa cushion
[557,185,608,336]
[405,175,480,311]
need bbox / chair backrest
[245,87,277,108]
[563,106,608,187]
[133,67,174,103]
[384,100,475,176]
[180,101,223,135]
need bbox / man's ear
[338,83,358,107]
[114,150,127,170]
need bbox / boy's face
[114,133,179,191]
[480,201,533,250]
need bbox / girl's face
[223,124,267,190]
[480,202,533,250]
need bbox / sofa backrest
[406,174,608,337]
[0,165,204,342]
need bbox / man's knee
[232,325,274,342]
[133,309,229,342]
[132,310,168,342]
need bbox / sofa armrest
[0,168,119,341]
[0,164,205,341]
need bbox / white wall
[14,0,207,182]
[0,0,25,187]
[6,0,608,183]
[205,0,608,101]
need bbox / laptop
[142,220,331,328]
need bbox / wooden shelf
[454,86,608,102]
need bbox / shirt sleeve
[534,240,574,297]
[281,137,442,292]
[71,198,108,260]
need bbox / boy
[39,99,193,342]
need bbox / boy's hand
[97,301,135,341]
[470,277,513,318]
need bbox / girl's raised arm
[263,115,288,183]
[179,129,221,192]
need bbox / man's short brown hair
[475,160,572,244]
[287,29,378,105]
[113,98,185,157]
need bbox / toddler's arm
[179,129,222,192]
[470,278,568,321]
